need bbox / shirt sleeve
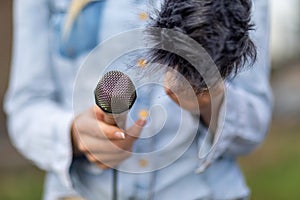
[196,0,273,172]
[4,0,74,188]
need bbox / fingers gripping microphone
[94,70,137,127]
[94,70,137,200]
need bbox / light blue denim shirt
[5,0,272,200]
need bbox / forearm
[5,99,74,187]
[220,84,272,156]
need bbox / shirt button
[139,109,148,120]
[138,12,148,21]
[139,159,148,168]
[137,58,147,68]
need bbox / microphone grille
[94,71,137,114]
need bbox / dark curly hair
[147,0,257,93]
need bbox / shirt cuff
[196,84,244,173]
[52,110,75,189]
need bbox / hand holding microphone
[71,71,146,170]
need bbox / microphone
[94,70,137,200]
[94,70,137,127]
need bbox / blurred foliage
[239,122,300,200]
[0,167,44,200]
[0,168,44,200]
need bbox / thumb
[126,119,146,141]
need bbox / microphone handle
[102,112,128,200]
[103,114,117,126]
[103,111,128,129]
[112,169,118,200]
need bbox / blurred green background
[0,1,299,200]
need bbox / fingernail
[137,119,146,127]
[115,132,125,139]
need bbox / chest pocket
[50,0,106,59]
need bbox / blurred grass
[239,122,300,200]
[0,167,44,200]
[0,122,299,200]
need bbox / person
[4,0,272,200]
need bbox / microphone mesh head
[94,71,137,114]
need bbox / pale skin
[71,106,146,169]
[71,71,224,170]
[163,70,225,132]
